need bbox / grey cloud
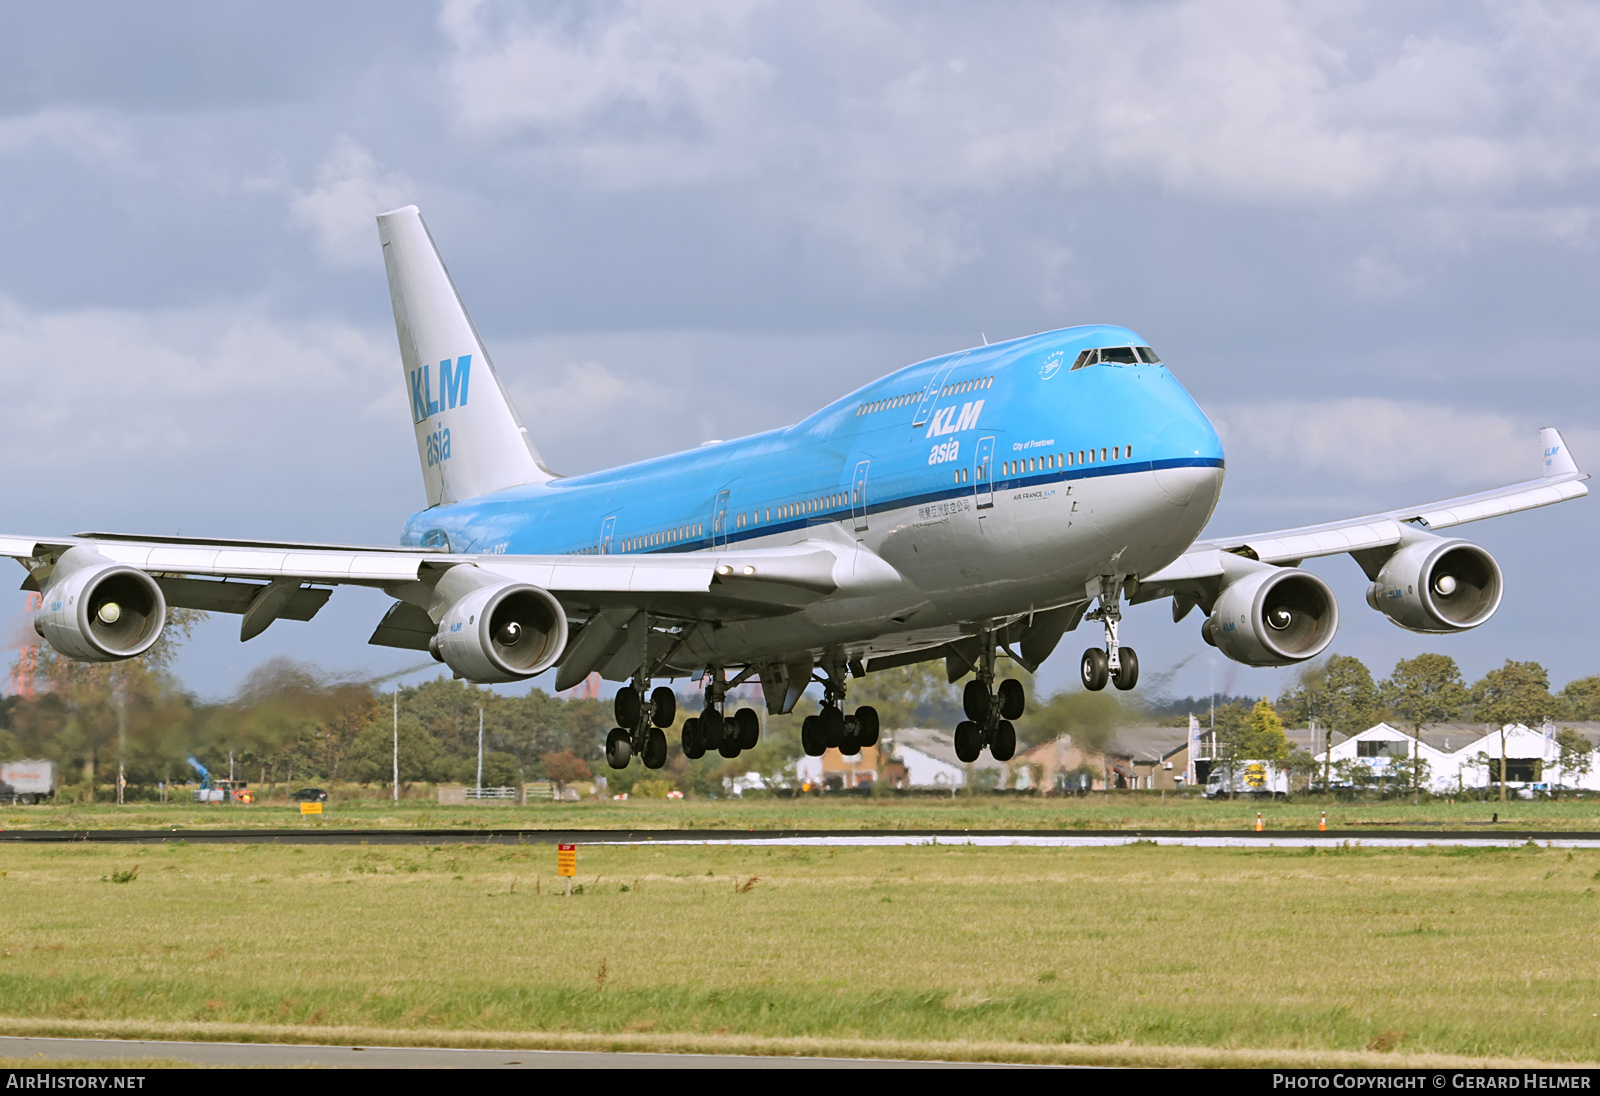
[0,1,1596,699]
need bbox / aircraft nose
[1141,372,1225,507]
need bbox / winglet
[1540,427,1581,478]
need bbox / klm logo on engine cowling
[925,399,984,438]
[409,355,472,424]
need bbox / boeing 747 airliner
[7,207,1588,769]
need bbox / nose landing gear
[1081,575,1138,692]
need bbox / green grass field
[7,792,1599,833]
[1,840,1597,1066]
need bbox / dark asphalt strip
[1,827,1594,845]
[0,1035,1010,1068]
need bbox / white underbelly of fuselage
[674,463,1222,672]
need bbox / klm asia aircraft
[8,207,1589,770]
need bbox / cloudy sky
[2,0,1597,705]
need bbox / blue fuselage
[400,324,1226,669]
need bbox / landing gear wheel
[991,719,1016,762]
[840,719,861,757]
[614,687,641,729]
[733,707,760,750]
[682,717,706,760]
[643,727,668,769]
[855,706,880,748]
[962,679,991,723]
[1080,648,1109,691]
[650,686,677,727]
[998,678,1026,720]
[954,720,982,763]
[605,727,632,769]
[821,706,846,749]
[1112,647,1140,691]
[801,715,825,757]
[700,707,725,750]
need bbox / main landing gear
[1080,575,1138,693]
[800,661,880,759]
[952,630,1023,764]
[679,669,763,762]
[605,674,677,770]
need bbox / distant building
[794,745,881,791]
[879,729,1004,790]
[1315,721,1600,794]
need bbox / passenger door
[912,353,968,428]
[851,460,870,534]
[712,489,731,548]
[974,436,995,510]
[599,515,616,555]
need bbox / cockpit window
[1071,345,1164,370]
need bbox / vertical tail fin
[376,205,551,507]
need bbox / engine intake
[430,571,568,684]
[34,547,167,662]
[1366,537,1502,633]
[1202,565,1338,667]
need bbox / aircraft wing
[1,530,901,658]
[1138,426,1587,598]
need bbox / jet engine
[1365,537,1502,633]
[1202,565,1338,667]
[429,570,568,684]
[34,547,167,662]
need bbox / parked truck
[1204,759,1290,799]
[0,760,57,804]
[188,756,253,804]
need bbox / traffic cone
[1255,811,1264,832]
[1319,811,1327,832]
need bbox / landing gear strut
[1081,575,1138,692]
[953,628,1021,763]
[801,659,880,759]
[681,667,764,762]
[606,673,676,770]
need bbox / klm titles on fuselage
[924,398,983,466]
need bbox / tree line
[3,606,1597,800]
[0,615,610,799]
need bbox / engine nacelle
[1202,566,1338,667]
[1365,537,1502,634]
[34,547,166,662]
[430,572,568,684]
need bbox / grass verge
[0,1018,1586,1069]
[1,842,1598,1065]
[7,794,1598,833]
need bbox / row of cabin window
[617,491,858,551]
[856,376,996,418]
[938,375,994,398]
[1002,445,1131,477]
[772,491,849,522]
[856,391,919,416]
[619,522,704,553]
